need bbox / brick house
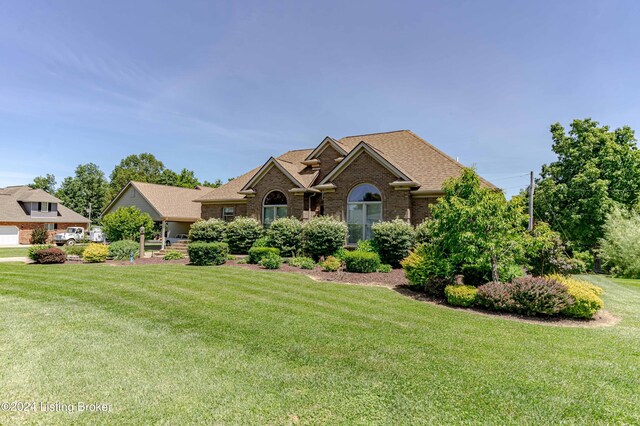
[196,130,496,244]
[0,186,90,245]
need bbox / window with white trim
[41,202,49,212]
[222,207,235,222]
[346,183,382,244]
[44,223,55,231]
[262,191,287,228]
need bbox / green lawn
[0,247,28,258]
[0,265,638,424]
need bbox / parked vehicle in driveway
[54,227,85,246]
[165,233,189,246]
[54,226,105,246]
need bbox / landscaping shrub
[187,241,229,266]
[83,244,109,263]
[188,218,226,242]
[251,237,269,248]
[445,285,478,307]
[344,250,381,273]
[523,222,573,276]
[414,219,432,245]
[477,277,571,316]
[377,264,392,273]
[265,217,303,257]
[321,256,341,272]
[401,244,451,295]
[64,245,86,257]
[225,217,263,254]
[549,274,604,319]
[102,206,154,242]
[108,240,139,260]
[302,216,348,260]
[288,256,313,268]
[33,247,66,264]
[333,247,349,262]
[461,264,491,286]
[500,264,525,283]
[259,252,282,269]
[476,281,516,312]
[30,226,49,244]
[371,219,415,267]
[356,239,376,253]
[28,245,52,261]
[298,258,315,270]
[510,276,571,316]
[248,247,280,264]
[163,250,185,260]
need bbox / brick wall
[322,151,411,222]
[245,166,304,222]
[0,222,89,245]
[201,203,247,220]
[410,196,440,225]
[314,144,342,183]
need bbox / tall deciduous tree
[534,119,640,253]
[29,174,56,193]
[175,168,200,188]
[109,153,166,200]
[57,163,109,221]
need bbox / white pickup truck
[54,227,105,246]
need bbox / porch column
[161,220,166,250]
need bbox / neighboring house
[196,130,496,244]
[0,186,90,245]
[102,181,205,248]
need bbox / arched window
[346,183,382,244]
[263,191,288,227]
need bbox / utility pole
[528,171,535,231]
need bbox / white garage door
[0,226,19,245]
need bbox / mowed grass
[0,265,639,425]
[0,247,28,258]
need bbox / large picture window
[346,183,382,244]
[263,191,288,228]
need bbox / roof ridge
[131,181,203,191]
[339,129,408,139]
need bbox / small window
[41,202,49,212]
[130,189,136,198]
[44,223,55,231]
[222,207,235,222]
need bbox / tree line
[29,153,225,221]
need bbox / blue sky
[1,0,639,196]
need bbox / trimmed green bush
[265,217,303,257]
[189,218,226,242]
[356,240,376,253]
[321,256,342,272]
[187,241,229,266]
[371,219,415,267]
[377,264,392,273]
[302,216,348,260]
[288,256,313,268]
[259,252,282,269]
[401,245,451,295]
[64,245,86,257]
[28,245,52,261]
[333,248,349,262]
[248,247,280,264]
[251,237,269,248]
[445,285,478,307]
[33,247,66,264]
[299,258,315,270]
[225,217,263,254]
[83,244,109,263]
[163,250,185,260]
[108,240,139,260]
[344,250,381,273]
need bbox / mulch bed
[224,258,408,287]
